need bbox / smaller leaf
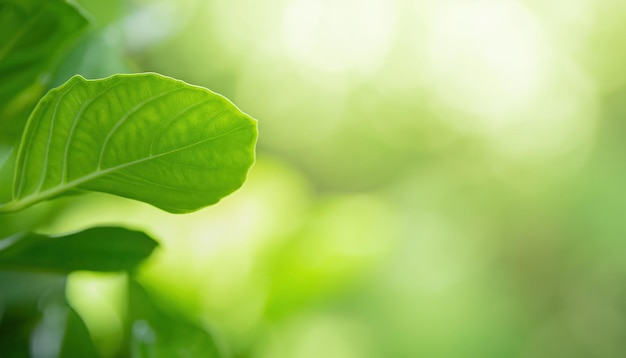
[0,227,158,273]
[128,281,222,358]
[59,308,99,358]
[0,0,88,132]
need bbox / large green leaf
[0,73,257,213]
[0,0,87,130]
[0,227,158,273]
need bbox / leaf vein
[97,87,186,169]
[148,98,213,156]
[13,124,249,207]
[61,81,123,183]
[14,94,57,199]
[112,172,212,195]
[33,82,77,194]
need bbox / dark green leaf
[59,308,99,358]
[0,0,88,130]
[0,271,65,358]
[0,145,15,205]
[128,281,222,358]
[0,73,257,214]
[0,227,158,273]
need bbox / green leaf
[0,227,158,273]
[0,145,15,204]
[128,281,222,358]
[0,271,64,358]
[0,0,88,129]
[0,73,257,214]
[59,308,99,358]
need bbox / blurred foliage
[4,0,626,357]
[0,0,87,143]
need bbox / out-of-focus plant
[0,0,257,356]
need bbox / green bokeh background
[5,0,626,356]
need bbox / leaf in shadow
[127,281,223,358]
[0,226,158,273]
[0,0,88,138]
[59,307,99,358]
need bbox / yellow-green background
[25,0,626,356]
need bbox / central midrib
[9,124,250,210]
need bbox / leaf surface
[0,227,158,272]
[1,73,257,213]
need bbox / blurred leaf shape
[0,226,158,272]
[59,307,99,358]
[0,73,257,214]
[129,281,222,358]
[0,0,87,130]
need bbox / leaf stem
[0,200,20,214]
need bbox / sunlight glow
[66,272,127,357]
[426,0,545,120]
[259,315,374,358]
[122,1,192,52]
[423,0,597,170]
[281,0,396,75]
